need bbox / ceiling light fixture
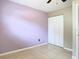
[47,0,52,3]
[61,0,67,2]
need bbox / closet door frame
[48,15,64,48]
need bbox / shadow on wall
[0,0,48,54]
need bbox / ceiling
[9,0,72,12]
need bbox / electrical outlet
[38,39,40,42]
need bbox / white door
[48,15,64,47]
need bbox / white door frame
[73,3,79,59]
[75,4,79,59]
[48,15,64,48]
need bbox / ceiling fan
[47,0,67,4]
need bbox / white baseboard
[64,47,72,52]
[0,43,47,56]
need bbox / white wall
[0,0,48,54]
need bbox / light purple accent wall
[0,0,48,54]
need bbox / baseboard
[64,47,72,52]
[72,56,76,59]
[0,43,47,56]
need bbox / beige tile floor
[0,44,72,59]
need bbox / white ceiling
[10,0,72,12]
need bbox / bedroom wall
[48,6,72,49]
[0,0,48,54]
